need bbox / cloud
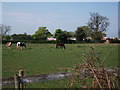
[3,11,45,25]
[2,11,70,34]
[3,11,67,26]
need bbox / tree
[54,29,73,43]
[0,24,11,36]
[63,31,74,42]
[3,35,11,40]
[11,33,33,40]
[54,29,65,42]
[88,12,109,41]
[0,24,11,41]
[75,27,86,42]
[80,26,92,37]
[67,31,76,38]
[32,27,52,40]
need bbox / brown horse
[6,42,12,49]
[56,42,65,49]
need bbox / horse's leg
[63,45,65,49]
[21,47,23,50]
[56,44,58,48]
[16,46,19,50]
[8,46,11,49]
[24,45,26,48]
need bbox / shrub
[64,46,119,88]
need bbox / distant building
[102,37,119,40]
[101,37,108,40]
[68,37,76,41]
[86,37,92,40]
[47,37,56,41]
[83,37,92,41]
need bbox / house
[47,37,56,41]
[68,37,76,41]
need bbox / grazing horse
[6,42,12,49]
[56,42,65,49]
[16,42,26,50]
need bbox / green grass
[2,43,118,88]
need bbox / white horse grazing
[16,42,26,50]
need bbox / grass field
[2,43,118,88]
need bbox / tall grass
[65,46,119,88]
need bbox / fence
[1,68,118,89]
[1,70,71,89]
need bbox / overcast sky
[1,1,119,37]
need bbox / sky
[1,1,119,37]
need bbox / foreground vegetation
[2,43,118,88]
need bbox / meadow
[2,43,118,88]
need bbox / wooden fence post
[14,74,20,90]
[19,70,24,90]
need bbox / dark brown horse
[56,42,65,49]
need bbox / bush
[110,39,120,43]
[66,40,76,44]
[2,40,57,44]
[2,40,29,44]
[65,46,119,88]
[100,40,106,43]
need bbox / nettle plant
[65,46,119,88]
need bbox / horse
[16,42,26,50]
[6,42,12,49]
[56,42,65,49]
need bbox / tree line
[1,12,119,43]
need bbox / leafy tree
[11,33,33,40]
[64,31,74,38]
[88,12,109,41]
[54,29,73,43]
[3,35,11,40]
[91,32,104,41]
[75,27,86,42]
[32,27,52,40]
[11,34,18,40]
[63,31,74,42]
[67,31,76,38]
[54,29,65,42]
[80,26,92,37]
